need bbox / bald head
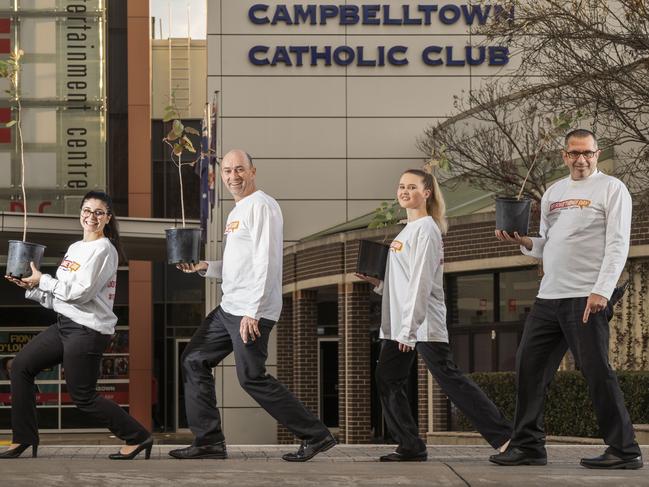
[222,149,254,168]
[221,149,257,201]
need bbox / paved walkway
[0,445,647,486]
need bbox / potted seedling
[494,114,574,235]
[2,49,46,277]
[358,201,404,280]
[162,101,202,264]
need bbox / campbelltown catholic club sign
[246,3,512,67]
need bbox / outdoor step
[426,431,604,446]
[634,424,649,443]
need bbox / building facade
[1,0,646,445]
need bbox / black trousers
[511,297,641,459]
[376,339,512,454]
[182,306,329,446]
[11,315,150,445]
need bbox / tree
[419,84,577,202]
[419,0,649,204]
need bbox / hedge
[452,371,649,437]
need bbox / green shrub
[452,371,649,437]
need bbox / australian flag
[196,97,219,243]
[208,95,218,216]
[196,109,210,243]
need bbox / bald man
[170,150,335,462]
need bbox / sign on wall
[247,3,511,67]
[0,1,107,215]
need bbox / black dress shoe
[580,452,643,470]
[168,442,227,460]
[282,434,336,462]
[109,437,154,460]
[0,444,37,459]
[380,451,427,462]
[489,447,547,466]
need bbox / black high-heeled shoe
[0,444,38,459]
[108,437,153,460]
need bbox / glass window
[499,268,539,322]
[450,274,494,325]
[497,331,519,371]
[450,334,470,372]
[317,301,338,336]
[473,332,493,372]
[0,4,107,214]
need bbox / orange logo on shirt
[224,221,240,234]
[550,199,591,211]
[59,260,81,272]
[390,240,404,252]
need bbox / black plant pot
[495,197,532,236]
[165,228,202,264]
[356,240,390,280]
[6,240,46,278]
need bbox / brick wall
[631,211,649,247]
[338,281,372,443]
[430,379,449,432]
[277,295,294,444]
[276,291,320,444]
[296,243,344,282]
[286,207,649,274]
[294,290,319,415]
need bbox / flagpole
[205,91,221,312]
[214,90,222,307]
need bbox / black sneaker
[282,434,336,462]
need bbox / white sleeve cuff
[520,237,544,259]
[38,274,56,292]
[199,261,223,279]
[373,281,384,295]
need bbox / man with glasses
[491,129,642,469]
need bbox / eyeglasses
[564,150,598,160]
[81,208,108,218]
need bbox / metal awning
[0,212,200,262]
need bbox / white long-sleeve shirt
[25,238,119,334]
[376,216,448,347]
[521,170,632,299]
[203,190,283,321]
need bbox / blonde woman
[357,169,512,461]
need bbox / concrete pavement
[0,445,647,486]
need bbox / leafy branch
[419,84,582,203]
[368,200,403,229]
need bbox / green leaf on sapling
[173,119,184,136]
[182,136,196,153]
